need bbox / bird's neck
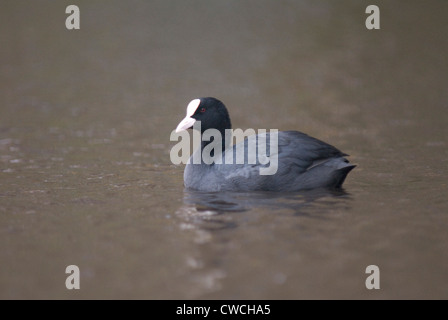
[200,127,232,154]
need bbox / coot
[175,97,355,191]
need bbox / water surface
[1,0,447,299]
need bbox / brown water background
[1,0,447,299]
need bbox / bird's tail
[332,164,356,188]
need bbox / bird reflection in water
[173,188,352,297]
[177,188,352,232]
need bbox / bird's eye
[200,108,206,113]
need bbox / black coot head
[175,97,231,134]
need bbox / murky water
[1,0,447,299]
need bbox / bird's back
[184,131,355,191]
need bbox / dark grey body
[184,131,355,192]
